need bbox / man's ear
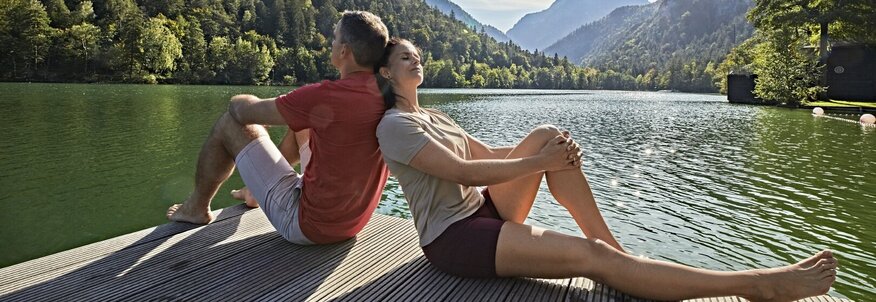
[339,44,351,60]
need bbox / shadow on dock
[0,205,851,301]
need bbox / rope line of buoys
[812,107,876,128]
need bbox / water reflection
[418,89,874,300]
[0,84,872,300]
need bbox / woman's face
[380,41,423,88]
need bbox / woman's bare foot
[166,202,214,224]
[231,187,259,208]
[745,250,837,302]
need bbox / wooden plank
[0,205,249,285]
[567,277,595,302]
[0,208,855,302]
[60,210,279,301]
[325,229,425,301]
[258,216,420,301]
[444,277,517,301]
[0,207,270,301]
[506,278,570,302]
[0,205,251,296]
[120,213,399,301]
[307,227,422,301]
[380,256,460,302]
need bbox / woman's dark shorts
[421,189,505,278]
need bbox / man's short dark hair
[337,11,389,68]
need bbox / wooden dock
[0,205,849,301]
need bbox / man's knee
[214,112,269,155]
[217,112,268,139]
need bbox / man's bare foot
[745,250,837,302]
[231,187,259,208]
[166,202,214,224]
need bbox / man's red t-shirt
[275,71,390,244]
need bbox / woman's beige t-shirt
[376,107,485,246]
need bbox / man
[167,11,390,245]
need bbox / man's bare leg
[168,111,269,224]
[230,188,259,208]
[230,129,309,208]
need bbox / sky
[453,0,659,32]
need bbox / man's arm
[228,94,287,126]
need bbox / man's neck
[339,65,373,79]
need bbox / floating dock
[0,205,849,301]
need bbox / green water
[0,84,873,300]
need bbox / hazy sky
[453,0,658,32]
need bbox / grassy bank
[803,100,876,108]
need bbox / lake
[0,83,873,300]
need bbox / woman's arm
[466,134,514,160]
[278,129,301,165]
[467,130,573,160]
[409,135,578,186]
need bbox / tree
[141,0,184,18]
[42,0,71,28]
[751,31,824,105]
[748,0,876,60]
[56,23,100,75]
[70,1,95,25]
[175,16,210,83]
[292,46,318,83]
[140,16,182,78]
[0,0,53,80]
[207,36,233,83]
[715,35,763,94]
[229,38,274,84]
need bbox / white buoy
[861,114,876,125]
[812,107,825,116]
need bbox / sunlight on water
[405,89,872,300]
[1,84,873,300]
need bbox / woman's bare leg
[486,125,553,222]
[488,124,623,251]
[495,222,837,301]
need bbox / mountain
[544,4,658,65]
[506,0,649,51]
[546,0,754,92]
[424,0,510,42]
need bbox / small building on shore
[826,44,876,101]
[727,73,762,104]
[728,44,876,104]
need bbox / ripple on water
[2,86,873,299]
[416,90,875,299]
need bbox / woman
[374,38,837,301]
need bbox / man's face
[330,24,343,69]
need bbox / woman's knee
[529,124,562,142]
[575,238,623,281]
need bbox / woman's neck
[395,86,419,113]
